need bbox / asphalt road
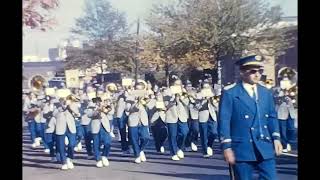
[22,127,297,180]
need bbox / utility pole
[134,18,140,85]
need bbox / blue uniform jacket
[218,82,280,161]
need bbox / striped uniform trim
[243,61,263,66]
[221,139,232,143]
[272,132,280,137]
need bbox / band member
[89,97,113,168]
[41,96,55,153]
[23,92,39,148]
[69,89,83,152]
[184,80,200,152]
[80,98,94,159]
[113,85,122,141]
[105,83,118,138]
[54,98,78,170]
[115,86,130,154]
[218,55,283,179]
[163,76,190,161]
[276,89,297,152]
[35,95,51,151]
[198,80,218,158]
[126,82,150,164]
[45,101,60,162]
[147,91,168,154]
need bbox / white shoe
[44,149,50,154]
[140,151,146,162]
[35,137,42,143]
[110,132,115,138]
[66,158,74,169]
[35,138,41,147]
[207,147,213,156]
[31,143,37,149]
[203,154,211,158]
[177,150,184,159]
[61,163,68,170]
[65,137,69,146]
[102,156,109,166]
[35,142,41,147]
[287,144,292,152]
[77,142,82,151]
[96,160,103,168]
[171,155,180,161]
[74,147,79,152]
[134,156,141,164]
[191,142,198,152]
[160,146,165,153]
[282,149,288,153]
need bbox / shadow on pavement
[123,170,230,180]
[146,159,229,171]
[23,157,50,164]
[23,162,58,170]
[23,152,49,157]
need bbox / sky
[22,0,297,58]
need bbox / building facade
[23,61,65,89]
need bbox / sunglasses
[246,69,264,75]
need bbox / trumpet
[182,91,197,102]
[214,95,220,101]
[66,94,80,102]
[65,105,80,118]
[137,96,149,106]
[96,102,112,113]
[211,95,220,104]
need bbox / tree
[145,0,290,85]
[138,34,211,86]
[23,0,59,31]
[65,36,137,74]
[67,0,131,80]
[70,0,127,41]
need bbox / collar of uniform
[242,82,256,89]
[242,82,257,97]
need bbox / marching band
[22,64,297,173]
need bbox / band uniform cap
[235,55,263,67]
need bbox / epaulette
[223,83,236,90]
